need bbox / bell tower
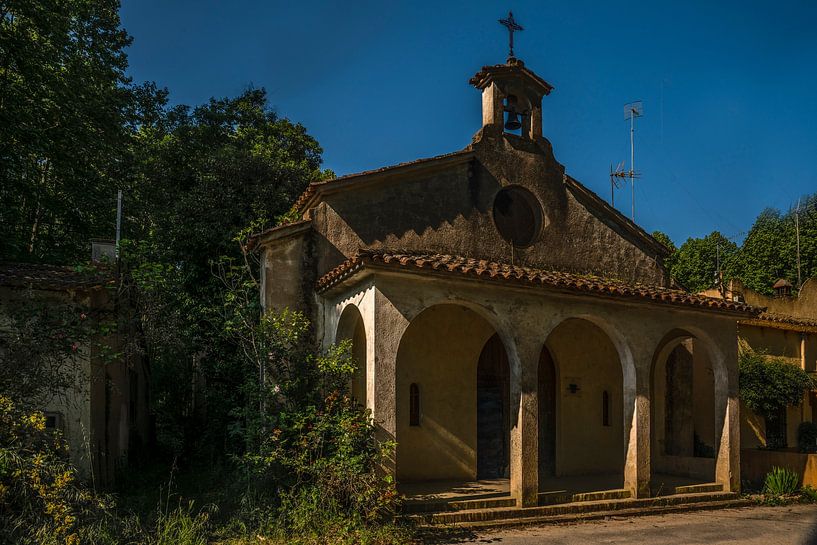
[470,12,553,141]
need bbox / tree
[0,0,139,264]
[120,88,326,461]
[651,231,677,279]
[671,231,737,293]
[739,350,813,449]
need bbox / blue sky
[120,0,817,245]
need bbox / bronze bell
[504,94,522,130]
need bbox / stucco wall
[739,325,802,362]
[545,318,624,477]
[309,134,667,289]
[394,304,496,482]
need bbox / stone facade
[254,57,759,506]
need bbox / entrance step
[572,489,631,502]
[537,490,572,505]
[674,482,723,494]
[403,496,516,514]
[409,491,749,527]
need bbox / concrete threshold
[410,492,752,528]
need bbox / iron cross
[499,11,524,59]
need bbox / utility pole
[115,189,123,259]
[796,198,802,289]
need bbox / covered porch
[318,251,756,508]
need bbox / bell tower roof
[469,57,553,97]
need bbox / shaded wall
[395,305,496,481]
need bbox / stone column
[481,82,505,134]
[371,288,409,476]
[714,335,740,492]
[508,334,540,507]
[624,346,651,498]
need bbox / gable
[307,133,670,286]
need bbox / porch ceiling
[316,250,763,317]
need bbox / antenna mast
[624,101,643,221]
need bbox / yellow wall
[395,305,496,481]
[546,318,624,477]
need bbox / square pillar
[481,82,505,133]
[509,336,539,507]
[624,363,651,498]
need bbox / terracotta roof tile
[0,262,114,291]
[748,312,817,330]
[316,250,762,315]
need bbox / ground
[429,505,817,544]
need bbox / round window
[492,186,543,247]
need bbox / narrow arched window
[602,390,611,427]
[409,383,420,426]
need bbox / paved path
[429,504,817,544]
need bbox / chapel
[250,32,761,507]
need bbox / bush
[801,485,817,503]
[0,395,114,544]
[763,466,800,496]
[233,310,403,542]
[798,422,817,453]
[739,350,813,433]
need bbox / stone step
[403,496,516,514]
[537,490,572,505]
[572,488,631,502]
[410,491,746,526]
[674,482,723,494]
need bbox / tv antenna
[610,101,643,221]
[609,161,625,207]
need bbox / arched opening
[541,318,625,493]
[395,304,507,484]
[336,305,367,407]
[477,333,510,479]
[651,331,717,494]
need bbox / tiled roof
[316,250,762,315]
[469,58,554,96]
[0,262,114,291]
[744,312,817,331]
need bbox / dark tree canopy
[0,0,135,263]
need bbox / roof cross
[498,11,524,59]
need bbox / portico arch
[394,303,511,483]
[541,317,626,491]
[335,304,367,406]
[650,327,723,491]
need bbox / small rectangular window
[409,383,420,427]
[44,412,63,432]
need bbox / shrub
[763,466,800,496]
[801,485,817,503]
[739,350,813,418]
[233,310,402,541]
[798,422,817,453]
[0,395,114,544]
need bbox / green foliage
[798,422,817,453]
[0,292,96,409]
[233,310,401,541]
[801,485,817,503]
[651,231,677,277]
[667,194,817,295]
[739,349,813,419]
[672,231,737,292]
[0,395,115,544]
[0,0,148,263]
[763,466,800,496]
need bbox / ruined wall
[311,134,667,287]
